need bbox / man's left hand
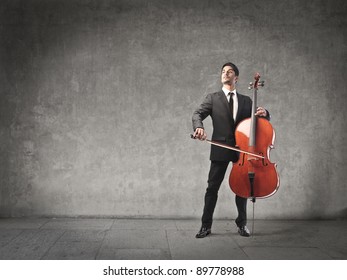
[255,107,267,117]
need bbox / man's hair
[221,62,239,77]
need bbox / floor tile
[242,246,333,260]
[97,248,171,260]
[41,218,114,230]
[42,241,102,260]
[102,229,169,249]
[0,218,48,229]
[167,230,248,260]
[111,219,177,230]
[0,229,64,260]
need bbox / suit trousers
[201,161,247,228]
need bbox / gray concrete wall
[1,0,346,219]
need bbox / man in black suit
[192,62,269,238]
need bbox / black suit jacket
[192,90,253,162]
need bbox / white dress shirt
[222,87,238,121]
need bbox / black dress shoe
[238,226,250,237]
[195,227,211,238]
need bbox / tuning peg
[258,81,265,87]
[248,82,253,90]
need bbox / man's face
[221,66,238,86]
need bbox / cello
[229,73,279,201]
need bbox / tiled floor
[0,218,346,260]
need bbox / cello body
[229,117,279,198]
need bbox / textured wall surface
[1,0,346,219]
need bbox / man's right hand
[193,128,207,141]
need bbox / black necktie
[229,92,234,119]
